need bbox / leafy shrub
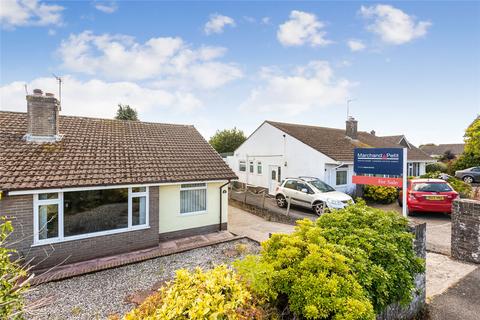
[426,162,447,173]
[122,265,266,320]
[235,201,424,319]
[1,218,30,319]
[420,171,472,198]
[363,185,398,204]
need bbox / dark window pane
[38,193,58,200]
[271,170,276,180]
[336,171,347,185]
[413,183,452,192]
[132,187,146,193]
[132,196,147,226]
[284,180,297,190]
[64,189,128,237]
[38,204,58,240]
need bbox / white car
[275,177,353,215]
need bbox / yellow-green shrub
[122,265,266,320]
[363,185,398,204]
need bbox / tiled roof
[266,121,433,162]
[420,144,465,156]
[0,112,237,192]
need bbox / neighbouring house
[226,118,434,194]
[0,89,236,269]
[420,143,465,158]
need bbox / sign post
[353,147,408,217]
[402,148,408,217]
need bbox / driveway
[368,202,452,255]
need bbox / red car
[398,179,458,215]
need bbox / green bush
[1,218,30,319]
[121,265,267,320]
[426,162,447,173]
[363,185,398,204]
[420,171,472,198]
[235,201,424,319]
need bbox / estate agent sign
[353,148,403,175]
[352,147,408,217]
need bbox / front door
[268,165,282,195]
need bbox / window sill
[32,225,150,247]
[179,210,208,217]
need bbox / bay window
[34,186,149,245]
[180,183,207,215]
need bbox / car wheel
[276,195,287,208]
[463,176,474,184]
[312,201,326,216]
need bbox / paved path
[428,268,480,320]
[228,205,294,242]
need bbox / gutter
[219,180,231,231]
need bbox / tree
[464,116,480,158]
[209,128,246,154]
[440,150,456,162]
[115,104,138,121]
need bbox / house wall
[158,182,227,236]
[228,122,337,192]
[0,187,160,270]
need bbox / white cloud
[0,0,64,29]
[57,31,243,89]
[347,39,366,52]
[240,61,351,115]
[0,76,203,118]
[94,1,118,14]
[360,4,431,45]
[277,10,331,47]
[204,14,235,35]
[261,17,271,25]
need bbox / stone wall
[451,199,480,264]
[377,222,427,320]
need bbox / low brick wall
[451,199,480,264]
[229,198,299,225]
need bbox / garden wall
[377,222,426,320]
[451,199,480,264]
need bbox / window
[277,166,281,182]
[257,162,262,174]
[284,180,297,190]
[297,182,312,193]
[271,170,276,180]
[249,161,254,173]
[413,182,452,192]
[34,186,149,245]
[408,163,420,177]
[239,160,246,172]
[336,170,348,186]
[180,183,207,214]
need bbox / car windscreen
[412,183,452,192]
[309,179,335,192]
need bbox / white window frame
[257,161,262,175]
[179,183,208,216]
[239,160,246,172]
[33,186,149,246]
[335,168,348,186]
[249,161,254,173]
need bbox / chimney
[25,89,61,142]
[345,116,358,139]
[370,130,376,136]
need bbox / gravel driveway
[24,238,259,320]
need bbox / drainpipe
[219,180,231,231]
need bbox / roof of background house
[265,121,432,162]
[0,111,236,192]
[420,143,465,156]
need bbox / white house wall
[229,122,337,191]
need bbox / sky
[1,0,479,146]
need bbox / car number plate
[425,195,444,200]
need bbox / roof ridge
[0,110,194,128]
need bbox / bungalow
[0,89,236,269]
[420,144,465,158]
[226,118,433,194]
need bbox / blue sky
[1,1,479,146]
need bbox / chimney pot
[370,130,376,136]
[346,117,358,139]
[33,89,43,95]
